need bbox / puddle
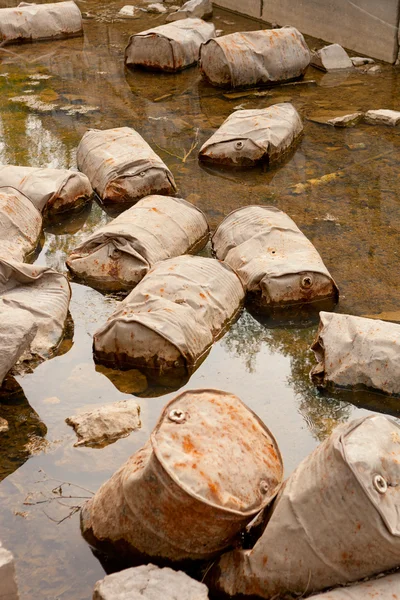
[1,1,400,598]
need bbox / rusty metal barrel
[125,19,215,72]
[212,206,338,312]
[81,389,283,562]
[76,127,176,206]
[0,186,42,262]
[199,27,310,88]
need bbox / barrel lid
[151,389,283,515]
[342,415,400,535]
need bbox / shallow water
[1,2,400,598]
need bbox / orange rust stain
[199,292,206,299]
[262,556,268,566]
[182,435,202,456]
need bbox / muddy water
[1,2,400,598]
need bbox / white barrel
[199,104,303,167]
[0,186,42,261]
[309,572,400,599]
[311,312,400,395]
[0,165,92,217]
[0,306,37,386]
[81,389,283,562]
[0,1,83,45]
[125,18,215,72]
[211,415,400,598]
[93,255,244,376]
[67,195,209,292]
[76,127,176,206]
[200,27,310,88]
[212,206,338,311]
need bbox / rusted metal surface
[67,195,209,292]
[311,312,400,395]
[199,27,311,88]
[210,415,400,598]
[125,18,215,72]
[0,186,42,262]
[81,389,283,562]
[308,571,400,599]
[0,1,83,45]
[212,205,338,311]
[76,127,176,205]
[0,258,71,358]
[93,255,245,376]
[199,103,303,167]
[0,165,92,217]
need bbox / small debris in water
[0,417,8,433]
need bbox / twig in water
[153,128,199,163]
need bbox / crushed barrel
[93,255,244,377]
[81,389,283,562]
[0,186,42,262]
[66,195,209,292]
[76,127,176,206]
[0,1,83,45]
[199,27,310,88]
[212,206,338,311]
[210,415,400,598]
[311,312,400,395]
[308,571,400,599]
[199,104,303,167]
[125,18,215,72]
[0,165,92,217]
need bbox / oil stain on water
[1,0,400,598]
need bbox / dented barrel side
[125,19,216,72]
[82,389,283,562]
[199,27,311,88]
[212,206,338,311]
[0,187,42,261]
[66,196,209,292]
[76,127,176,205]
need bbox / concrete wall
[214,0,400,63]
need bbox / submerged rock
[364,109,400,125]
[66,399,141,448]
[311,44,353,71]
[93,564,209,600]
[308,111,363,127]
[0,542,19,600]
[0,418,8,433]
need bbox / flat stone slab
[93,564,209,600]
[66,399,141,448]
[364,109,400,126]
[308,110,363,127]
[311,44,353,71]
[0,542,19,600]
[167,0,212,21]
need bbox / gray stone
[311,44,353,71]
[351,56,375,66]
[166,0,212,21]
[308,111,363,128]
[118,5,138,17]
[93,564,209,600]
[147,3,167,12]
[65,399,141,447]
[364,109,400,126]
[0,543,19,600]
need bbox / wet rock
[66,399,141,448]
[311,44,353,71]
[0,418,9,433]
[364,109,400,126]
[118,5,138,17]
[368,65,381,73]
[351,56,375,66]
[167,0,212,22]
[0,542,19,600]
[308,111,363,127]
[93,564,209,600]
[147,3,167,13]
[82,389,283,562]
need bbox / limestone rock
[351,56,375,66]
[118,5,137,17]
[364,109,400,126]
[0,542,19,600]
[147,3,167,13]
[308,111,363,127]
[311,44,353,71]
[66,400,141,448]
[93,564,209,600]
[167,0,212,22]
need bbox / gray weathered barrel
[0,306,37,386]
[66,195,209,292]
[81,389,283,562]
[125,18,215,72]
[311,312,400,395]
[307,572,400,599]
[0,165,92,217]
[199,104,303,167]
[210,415,400,598]
[212,206,338,311]
[0,186,42,261]
[93,255,244,376]
[77,127,176,205]
[0,1,83,45]
[200,27,310,88]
